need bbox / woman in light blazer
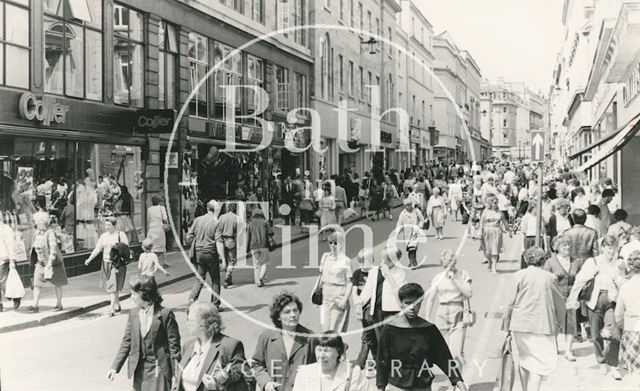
[292,332,372,391]
[174,302,247,391]
[503,247,565,391]
[109,275,181,391]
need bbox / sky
[416,0,564,95]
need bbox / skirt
[321,284,350,332]
[511,331,558,376]
[482,226,503,257]
[561,308,578,336]
[102,261,127,293]
[619,330,640,373]
[133,359,171,391]
[33,262,68,288]
[147,225,166,253]
[435,302,464,332]
[431,206,445,228]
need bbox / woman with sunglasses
[315,231,353,332]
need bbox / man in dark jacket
[563,209,598,263]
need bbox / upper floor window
[113,4,143,106]
[276,0,289,36]
[0,0,30,88]
[294,71,307,108]
[293,0,306,46]
[246,54,264,123]
[251,0,264,24]
[319,34,332,100]
[158,21,177,109]
[213,41,242,119]
[275,65,289,110]
[188,32,208,118]
[219,0,243,13]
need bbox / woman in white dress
[427,187,447,240]
[315,231,353,332]
[147,194,169,268]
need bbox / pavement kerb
[0,203,403,334]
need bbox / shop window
[0,0,30,88]
[158,21,177,109]
[213,41,242,119]
[246,54,264,125]
[113,4,144,106]
[188,32,208,118]
[44,0,103,100]
[275,65,289,111]
[0,137,144,258]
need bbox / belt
[439,301,463,306]
[222,235,236,239]
[77,220,94,224]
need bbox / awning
[569,129,618,161]
[576,113,640,172]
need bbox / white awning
[577,113,640,172]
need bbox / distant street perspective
[2,1,640,391]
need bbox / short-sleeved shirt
[138,252,159,276]
[432,269,471,303]
[320,253,353,285]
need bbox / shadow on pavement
[468,381,496,391]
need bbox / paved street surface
[1,215,637,390]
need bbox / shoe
[28,306,39,313]
[225,275,233,287]
[258,279,265,287]
[114,304,122,313]
[389,214,393,220]
[53,305,63,312]
[611,368,622,380]
[13,298,21,310]
[108,310,116,317]
[564,353,576,362]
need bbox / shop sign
[134,109,175,133]
[381,131,392,144]
[410,129,420,143]
[420,130,430,148]
[429,127,439,146]
[167,152,179,168]
[19,92,69,126]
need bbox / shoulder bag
[578,258,599,301]
[462,298,476,327]
[311,274,323,305]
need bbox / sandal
[564,353,576,362]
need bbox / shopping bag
[5,265,25,299]
[496,334,516,391]
[343,207,358,221]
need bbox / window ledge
[324,6,332,13]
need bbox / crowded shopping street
[4,1,640,391]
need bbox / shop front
[410,126,421,167]
[420,129,431,164]
[0,89,145,280]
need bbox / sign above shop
[410,129,420,143]
[381,131,392,144]
[19,93,69,126]
[133,109,175,133]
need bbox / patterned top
[32,229,57,263]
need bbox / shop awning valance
[576,113,640,172]
[568,130,618,161]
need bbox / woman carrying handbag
[28,211,67,313]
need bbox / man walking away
[218,202,239,287]
[187,200,225,308]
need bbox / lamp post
[360,37,378,54]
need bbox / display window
[0,137,144,259]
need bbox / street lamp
[361,37,378,55]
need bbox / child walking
[138,238,170,277]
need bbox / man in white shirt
[503,167,515,186]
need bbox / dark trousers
[588,291,620,366]
[284,206,297,225]
[407,248,417,267]
[355,309,388,368]
[299,209,314,226]
[189,251,221,306]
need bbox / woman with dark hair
[607,209,632,242]
[318,181,337,241]
[503,247,565,391]
[252,291,317,391]
[376,283,468,391]
[116,185,137,242]
[147,194,169,268]
[567,235,625,380]
[108,275,181,391]
[368,178,384,221]
[586,204,604,238]
[85,216,128,316]
[293,331,372,391]
[175,302,247,391]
